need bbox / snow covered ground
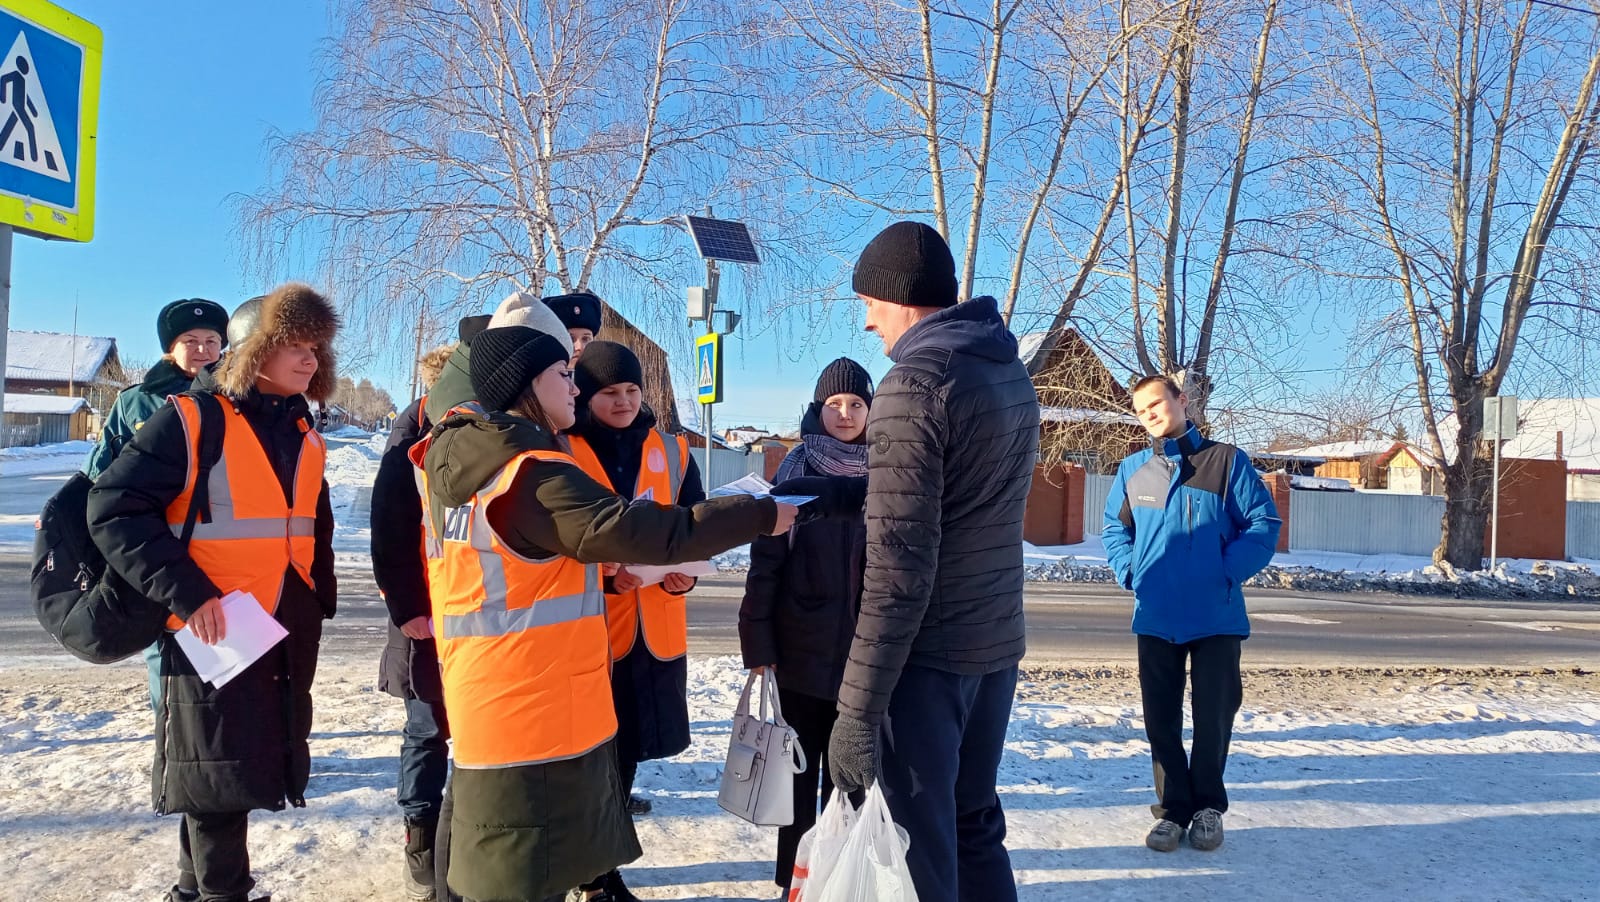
[1,656,1595,900]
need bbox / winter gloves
[827,712,880,792]
[772,475,868,523]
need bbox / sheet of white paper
[173,590,289,688]
[708,474,774,497]
[624,559,719,587]
[709,474,817,506]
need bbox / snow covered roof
[3,392,88,415]
[1018,332,1049,367]
[6,331,117,384]
[1039,406,1140,427]
[1272,439,1402,460]
[1432,399,1600,471]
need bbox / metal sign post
[1483,395,1518,569]
[683,215,758,485]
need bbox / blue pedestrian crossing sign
[696,333,722,405]
[0,0,100,242]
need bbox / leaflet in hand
[624,560,719,587]
[173,590,289,688]
[709,474,816,506]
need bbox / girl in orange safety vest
[88,284,339,902]
[413,316,798,902]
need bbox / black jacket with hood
[421,405,775,902]
[739,405,868,702]
[87,284,338,816]
[839,295,1039,723]
[569,403,706,763]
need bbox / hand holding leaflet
[173,590,289,688]
[709,474,817,506]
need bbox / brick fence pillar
[1061,463,1087,545]
[1263,471,1291,552]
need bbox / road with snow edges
[0,555,1596,667]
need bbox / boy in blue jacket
[1102,375,1281,854]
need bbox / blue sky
[5,0,891,433]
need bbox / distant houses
[4,330,122,445]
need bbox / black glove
[827,712,880,792]
[772,475,867,521]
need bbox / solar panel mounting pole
[702,259,719,486]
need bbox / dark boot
[624,795,652,816]
[603,870,641,902]
[404,816,439,901]
[166,887,199,902]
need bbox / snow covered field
[1,657,1595,900]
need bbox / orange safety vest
[415,443,614,769]
[163,393,326,629]
[568,429,691,661]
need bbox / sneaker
[1145,818,1184,852]
[1188,808,1224,851]
[625,794,653,816]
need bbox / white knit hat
[488,291,575,358]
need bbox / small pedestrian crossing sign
[0,0,100,242]
[696,333,722,405]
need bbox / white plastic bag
[812,784,918,902]
[789,789,857,902]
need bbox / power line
[1527,0,1600,17]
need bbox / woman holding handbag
[415,315,798,902]
[738,358,873,894]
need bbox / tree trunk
[1437,438,1492,570]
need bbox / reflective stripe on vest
[164,393,325,629]
[418,445,615,769]
[568,430,691,661]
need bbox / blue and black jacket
[1102,423,1281,643]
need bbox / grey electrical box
[1483,395,1519,441]
[687,286,709,321]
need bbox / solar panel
[685,215,761,264]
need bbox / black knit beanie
[574,340,645,410]
[813,357,873,405]
[469,325,571,412]
[157,299,230,352]
[543,291,604,334]
[851,221,958,308]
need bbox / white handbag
[718,668,807,826]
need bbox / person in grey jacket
[783,222,1040,902]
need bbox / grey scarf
[775,432,869,481]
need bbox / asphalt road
[3,554,1597,668]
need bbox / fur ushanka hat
[214,282,340,401]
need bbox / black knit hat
[469,325,571,412]
[574,340,644,411]
[813,357,873,405]
[157,299,230,352]
[543,291,603,335]
[851,221,958,308]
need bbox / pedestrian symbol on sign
[0,33,67,182]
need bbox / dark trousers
[1137,633,1244,828]
[176,811,253,902]
[399,697,450,821]
[879,664,1018,902]
[773,687,839,889]
[436,788,458,902]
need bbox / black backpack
[30,392,225,664]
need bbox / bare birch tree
[1315,0,1600,569]
[242,0,780,429]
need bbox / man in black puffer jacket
[793,221,1039,902]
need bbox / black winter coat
[739,428,867,702]
[839,296,1039,723]
[372,397,442,703]
[569,404,704,763]
[88,389,336,814]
